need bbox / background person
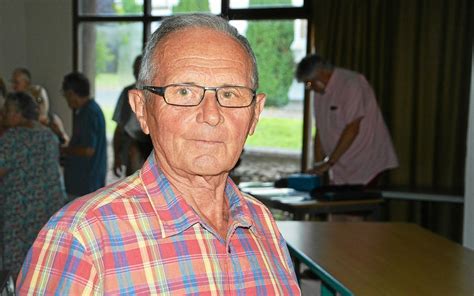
[296,54,398,186]
[10,67,69,145]
[17,14,300,295]
[60,72,107,200]
[10,68,49,121]
[0,92,66,278]
[112,54,153,177]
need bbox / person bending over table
[296,54,398,187]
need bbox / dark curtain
[311,0,473,194]
[310,0,472,241]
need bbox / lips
[192,139,224,145]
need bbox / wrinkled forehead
[153,28,254,83]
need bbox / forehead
[154,27,253,85]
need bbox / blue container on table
[287,174,321,192]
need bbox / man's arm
[314,132,325,163]
[16,229,100,295]
[61,145,95,157]
[311,117,362,175]
[51,114,70,146]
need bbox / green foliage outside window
[114,0,142,14]
[172,0,210,13]
[246,0,294,107]
[95,31,114,73]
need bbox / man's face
[305,70,327,94]
[11,72,29,92]
[132,28,265,177]
[62,89,78,109]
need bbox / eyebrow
[168,82,250,88]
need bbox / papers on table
[241,187,310,203]
[238,181,274,188]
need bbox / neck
[321,68,333,85]
[76,96,90,109]
[157,153,231,239]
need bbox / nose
[197,89,223,126]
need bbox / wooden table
[277,221,474,295]
[242,187,383,220]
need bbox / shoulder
[82,100,105,121]
[337,68,370,87]
[45,173,146,234]
[241,192,280,234]
[35,124,60,143]
[335,68,358,83]
[1,126,48,141]
[241,192,267,209]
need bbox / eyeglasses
[141,83,256,108]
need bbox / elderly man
[17,14,300,295]
[296,54,398,186]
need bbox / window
[74,0,310,182]
[78,22,143,135]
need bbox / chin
[189,157,230,176]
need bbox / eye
[220,88,239,100]
[222,91,235,98]
[177,87,190,96]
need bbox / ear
[128,89,150,135]
[248,93,266,136]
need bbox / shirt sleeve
[16,228,100,295]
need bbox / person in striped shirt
[17,13,300,295]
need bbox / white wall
[0,0,73,132]
[463,47,474,250]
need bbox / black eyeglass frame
[141,83,257,108]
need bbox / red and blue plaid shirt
[17,154,300,295]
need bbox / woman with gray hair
[0,92,66,279]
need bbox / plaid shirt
[17,154,300,295]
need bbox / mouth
[190,139,225,148]
[193,139,223,144]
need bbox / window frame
[72,0,313,171]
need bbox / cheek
[147,106,187,145]
[223,115,255,153]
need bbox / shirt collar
[139,153,255,239]
[322,68,338,95]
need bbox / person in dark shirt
[60,72,107,200]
